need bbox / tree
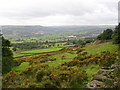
[78,40,86,45]
[12,47,17,51]
[97,29,113,40]
[112,24,120,44]
[2,36,14,74]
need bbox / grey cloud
[0,0,119,25]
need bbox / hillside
[2,41,119,88]
[85,41,118,55]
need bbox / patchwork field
[13,47,62,58]
[21,48,62,54]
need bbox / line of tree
[66,38,95,45]
[12,41,66,50]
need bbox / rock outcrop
[85,63,120,89]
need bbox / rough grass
[84,42,118,55]
[45,52,77,67]
[72,42,117,88]
[12,62,30,74]
[72,64,101,88]
[81,64,100,81]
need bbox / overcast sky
[0,0,119,26]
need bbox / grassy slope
[72,42,118,88]
[12,41,118,88]
[14,42,118,74]
[12,62,30,74]
[45,52,77,67]
[81,64,100,81]
[72,64,100,88]
[84,42,118,55]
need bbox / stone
[97,69,114,75]
[111,63,120,69]
[85,80,104,89]
[93,75,107,81]
[101,67,111,70]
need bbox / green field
[21,47,62,54]
[84,42,118,55]
[13,47,63,57]
[13,52,26,57]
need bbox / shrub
[65,51,117,67]
[2,71,18,87]
[49,66,87,88]
[36,69,46,82]
[41,80,57,88]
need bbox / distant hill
[0,25,115,41]
[1,25,115,35]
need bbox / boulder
[85,80,104,89]
[111,63,120,69]
[97,69,114,75]
[101,67,111,70]
[93,75,107,81]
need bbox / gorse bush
[36,69,46,82]
[48,66,87,88]
[4,63,87,88]
[98,51,117,67]
[74,52,90,61]
[64,51,117,67]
